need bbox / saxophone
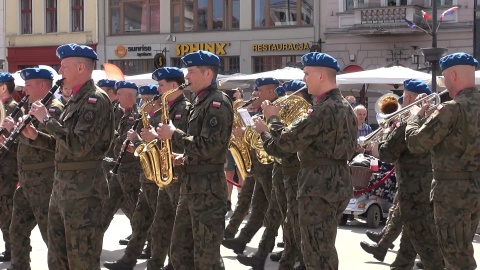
[229,100,253,179]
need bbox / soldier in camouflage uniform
[101,81,142,234]
[0,72,21,262]
[22,43,115,269]
[406,52,480,270]
[362,79,443,269]
[156,50,233,270]
[98,79,122,167]
[1,68,64,270]
[262,52,357,270]
[251,80,310,270]
[222,78,281,259]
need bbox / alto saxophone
[229,99,253,179]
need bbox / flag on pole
[421,10,432,20]
[440,6,458,21]
[403,17,416,29]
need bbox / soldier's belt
[433,171,480,180]
[282,166,300,176]
[18,161,54,171]
[178,163,224,174]
[300,158,347,168]
[397,163,431,171]
[54,160,103,171]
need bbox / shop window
[252,55,302,73]
[71,0,84,32]
[109,59,155,76]
[110,0,160,35]
[254,0,313,28]
[46,0,58,33]
[171,56,240,74]
[171,0,240,32]
[21,0,32,34]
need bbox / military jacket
[406,87,480,199]
[268,88,357,201]
[379,123,432,203]
[261,131,300,171]
[30,80,115,200]
[168,94,191,154]
[113,104,139,164]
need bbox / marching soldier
[2,68,64,269]
[156,50,233,269]
[21,43,115,269]
[146,67,191,270]
[102,81,142,235]
[362,79,443,269]
[406,52,480,270]
[97,79,122,129]
[261,52,357,269]
[0,72,21,262]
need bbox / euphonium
[243,86,311,164]
[229,99,253,179]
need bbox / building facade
[0,1,5,71]
[5,0,98,72]
[97,0,320,75]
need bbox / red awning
[343,65,364,73]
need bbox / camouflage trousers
[0,155,19,255]
[237,170,277,244]
[390,201,443,270]
[9,180,52,270]
[378,192,402,249]
[47,196,105,270]
[225,176,255,237]
[280,173,303,269]
[434,197,480,270]
[121,181,158,265]
[298,196,348,270]
[255,163,283,259]
[101,162,141,231]
[147,181,181,269]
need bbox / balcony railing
[359,6,408,24]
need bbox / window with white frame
[71,0,84,32]
[46,0,58,33]
[21,0,32,34]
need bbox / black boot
[138,247,151,259]
[269,250,283,262]
[416,261,425,269]
[277,242,285,248]
[224,228,236,239]
[360,241,388,262]
[103,260,135,270]
[119,234,132,245]
[366,231,395,249]
[237,254,265,270]
[160,263,174,270]
[0,251,11,262]
[222,238,246,254]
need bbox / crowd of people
[0,42,478,270]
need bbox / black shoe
[277,242,285,248]
[118,238,129,245]
[237,254,265,270]
[103,260,135,270]
[365,231,395,249]
[138,248,151,259]
[416,261,425,269]
[160,264,174,270]
[222,238,246,254]
[269,250,283,262]
[360,241,387,262]
[0,251,11,262]
[224,228,236,239]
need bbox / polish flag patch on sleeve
[212,101,221,108]
[307,108,314,114]
[48,108,56,113]
[174,114,182,120]
[87,97,97,104]
[436,104,444,111]
[128,116,134,121]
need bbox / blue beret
[139,84,159,95]
[274,86,286,97]
[0,72,14,83]
[254,77,280,88]
[114,81,138,92]
[152,67,184,81]
[181,50,220,67]
[282,80,307,93]
[20,68,54,81]
[97,79,117,88]
[398,96,404,105]
[403,79,431,95]
[301,52,340,71]
[56,43,98,60]
[439,52,479,72]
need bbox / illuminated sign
[114,45,152,58]
[252,43,310,52]
[175,42,230,56]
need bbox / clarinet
[0,79,64,158]
[0,95,29,137]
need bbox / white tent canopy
[218,67,304,88]
[336,66,432,86]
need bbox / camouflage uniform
[224,175,255,237]
[169,86,233,269]
[30,80,115,269]
[9,99,63,270]
[0,96,22,258]
[147,94,191,269]
[377,193,401,249]
[262,132,303,268]
[406,87,480,270]
[103,100,125,176]
[102,104,142,231]
[268,88,357,269]
[379,123,443,269]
